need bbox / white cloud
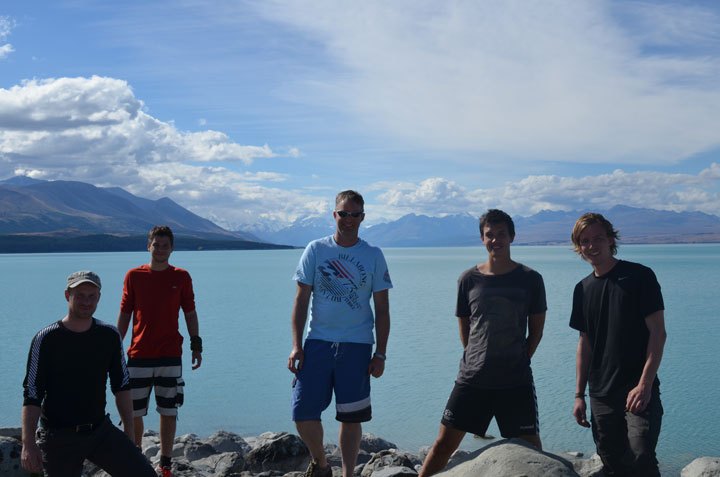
[0,77,281,166]
[0,43,13,59]
[2,3,719,232]
[374,165,720,220]
[242,171,288,182]
[0,16,15,59]
[255,0,720,164]
[0,76,322,230]
[121,162,327,230]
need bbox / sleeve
[372,249,393,292]
[455,272,471,318]
[638,266,664,319]
[180,271,196,313]
[119,270,135,314]
[529,271,547,314]
[292,242,316,286]
[569,281,586,332]
[108,327,131,394]
[22,333,47,407]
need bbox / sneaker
[156,465,173,477]
[304,460,332,477]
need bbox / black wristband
[190,335,203,353]
[575,392,586,399]
[373,352,386,361]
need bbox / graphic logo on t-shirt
[317,253,367,310]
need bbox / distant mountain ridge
[0,177,290,252]
[255,207,720,247]
[0,177,250,239]
[2,177,719,250]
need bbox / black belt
[43,414,108,433]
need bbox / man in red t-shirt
[117,225,203,477]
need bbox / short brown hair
[571,213,619,256]
[479,209,515,239]
[148,225,174,247]
[335,190,364,209]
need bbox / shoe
[304,460,332,477]
[156,465,173,477]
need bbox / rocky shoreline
[1,427,718,476]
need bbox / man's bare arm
[626,310,667,413]
[369,289,390,378]
[457,316,470,348]
[184,309,202,369]
[526,312,546,358]
[573,332,592,428]
[117,312,132,340]
[288,283,312,374]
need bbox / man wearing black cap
[21,271,155,477]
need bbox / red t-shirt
[120,264,196,358]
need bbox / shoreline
[2,427,717,476]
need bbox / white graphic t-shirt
[293,235,393,344]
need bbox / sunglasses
[336,211,364,218]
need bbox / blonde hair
[571,212,619,255]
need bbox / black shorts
[440,382,539,438]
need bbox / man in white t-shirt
[288,190,393,477]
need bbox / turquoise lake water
[1,244,718,475]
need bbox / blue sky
[1,0,719,231]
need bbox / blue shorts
[292,339,372,423]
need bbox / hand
[21,441,43,474]
[368,357,385,378]
[192,350,202,370]
[626,382,651,414]
[288,347,304,374]
[573,398,591,428]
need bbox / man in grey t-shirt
[418,209,547,477]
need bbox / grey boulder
[682,457,720,477]
[435,439,579,477]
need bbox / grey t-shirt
[455,264,547,389]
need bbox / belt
[43,414,108,433]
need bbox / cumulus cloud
[2,74,716,229]
[122,162,327,230]
[0,76,320,230]
[255,0,720,164]
[0,77,278,166]
[374,165,720,220]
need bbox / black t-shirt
[23,318,130,428]
[455,264,547,389]
[569,260,664,397]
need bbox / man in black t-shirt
[569,213,667,477]
[419,210,547,477]
[21,270,155,477]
